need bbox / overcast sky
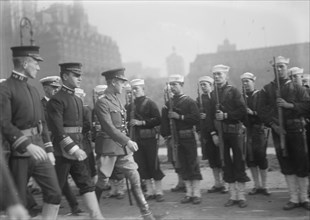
[38,1,309,76]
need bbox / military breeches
[96,153,138,177]
[272,129,309,177]
[205,133,222,168]
[134,138,165,180]
[246,128,268,170]
[222,133,250,183]
[55,156,95,195]
[9,157,62,206]
[178,138,202,180]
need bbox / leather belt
[253,124,264,129]
[286,119,303,124]
[222,123,243,133]
[21,127,38,136]
[64,126,82,133]
[178,129,194,138]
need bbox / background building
[0,1,122,106]
[166,47,185,76]
[184,41,310,98]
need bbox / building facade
[185,42,310,98]
[166,47,185,76]
[1,1,122,106]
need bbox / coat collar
[104,89,125,110]
[61,85,75,95]
[11,71,28,82]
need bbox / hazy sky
[38,1,309,76]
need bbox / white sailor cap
[212,64,230,73]
[74,88,86,98]
[289,67,304,76]
[130,79,145,87]
[124,83,132,92]
[199,76,214,84]
[40,76,61,87]
[0,78,6,83]
[94,85,108,93]
[240,72,256,81]
[273,56,290,65]
[168,74,184,83]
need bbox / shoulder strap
[220,85,233,103]
[174,94,189,107]
[138,97,149,113]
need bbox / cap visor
[31,55,44,61]
[115,76,128,81]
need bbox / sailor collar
[11,71,28,82]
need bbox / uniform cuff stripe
[44,142,53,148]
[60,136,74,149]
[12,136,28,149]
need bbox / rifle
[213,82,225,167]
[129,92,136,141]
[166,83,181,169]
[154,126,160,170]
[242,85,253,162]
[197,83,206,157]
[273,56,288,157]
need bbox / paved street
[25,165,309,220]
[1,147,309,220]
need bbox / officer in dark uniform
[126,78,165,202]
[94,68,155,220]
[40,76,61,117]
[240,72,270,196]
[0,46,62,219]
[0,128,30,220]
[46,63,104,219]
[40,76,84,216]
[197,76,227,193]
[209,64,250,208]
[75,88,97,180]
[161,74,202,205]
[258,56,310,210]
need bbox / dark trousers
[306,122,310,172]
[9,157,62,206]
[272,129,309,177]
[55,156,95,195]
[178,138,202,180]
[222,133,250,183]
[246,127,268,170]
[62,180,78,209]
[85,152,97,178]
[204,133,222,168]
[134,138,165,180]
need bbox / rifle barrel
[273,56,287,157]
[214,83,225,167]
